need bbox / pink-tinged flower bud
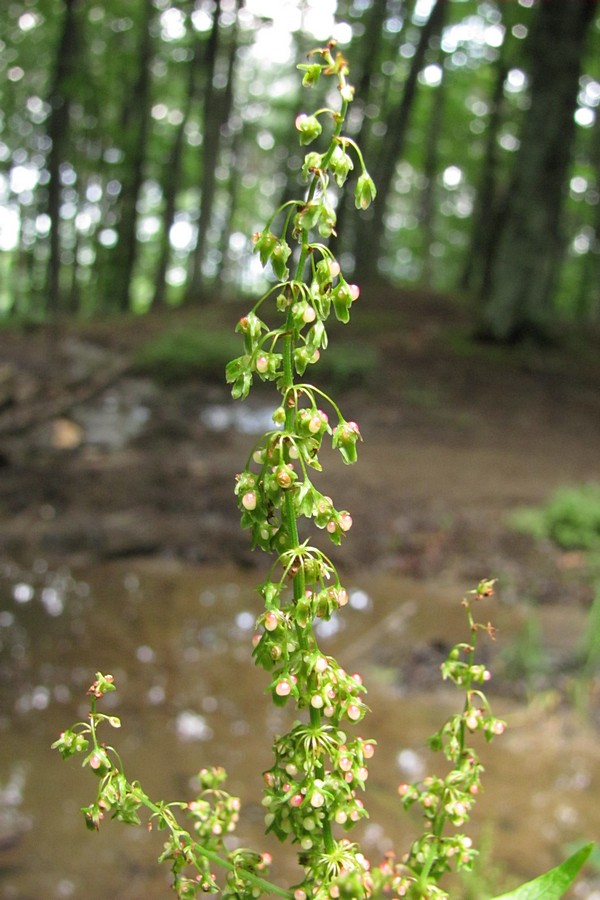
[358,767,369,781]
[290,793,304,807]
[275,679,291,697]
[310,791,325,808]
[363,743,375,759]
[264,611,278,632]
[335,810,348,824]
[256,355,269,373]
[339,513,353,532]
[465,714,479,730]
[324,706,335,718]
[329,260,341,278]
[276,467,293,488]
[492,720,505,735]
[484,669,492,681]
[89,753,103,770]
[345,772,353,783]
[351,672,363,684]
[303,306,316,323]
[398,783,410,796]
[350,808,361,821]
[310,694,324,709]
[337,588,349,607]
[348,284,360,301]
[294,891,307,900]
[308,414,323,434]
[314,657,328,673]
[469,784,479,795]
[347,704,361,721]
[339,757,352,772]
[242,492,257,511]
[326,521,337,533]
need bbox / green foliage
[491,843,593,900]
[133,329,241,384]
[511,483,600,551]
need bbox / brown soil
[1,287,599,607]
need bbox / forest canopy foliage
[1,0,599,339]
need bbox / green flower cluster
[226,41,381,899]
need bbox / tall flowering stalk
[227,41,377,900]
[52,44,593,900]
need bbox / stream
[1,556,599,899]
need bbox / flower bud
[347,704,361,721]
[339,513,353,532]
[310,790,325,808]
[295,113,322,146]
[355,172,377,210]
[264,611,278,632]
[275,679,291,697]
[242,492,257,511]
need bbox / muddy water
[1,558,599,899]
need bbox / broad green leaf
[490,843,593,900]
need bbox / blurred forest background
[1,0,599,341]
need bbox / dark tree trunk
[479,0,596,341]
[334,0,391,255]
[184,0,223,303]
[152,28,204,309]
[459,56,507,295]
[110,0,154,312]
[419,65,446,287]
[44,0,82,315]
[353,0,446,280]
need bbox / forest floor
[3,287,600,896]
[1,285,600,608]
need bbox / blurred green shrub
[511,483,600,551]
[133,330,378,388]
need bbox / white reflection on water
[13,582,34,603]
[176,709,213,742]
[201,403,278,435]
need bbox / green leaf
[490,843,594,900]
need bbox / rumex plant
[53,44,592,900]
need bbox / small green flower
[295,113,323,145]
[354,172,377,210]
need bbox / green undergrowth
[133,328,378,388]
[511,483,600,552]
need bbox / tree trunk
[152,28,204,309]
[419,65,446,287]
[44,0,82,315]
[479,0,596,341]
[353,0,446,280]
[459,56,507,295]
[184,0,223,303]
[110,0,154,312]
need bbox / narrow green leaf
[490,843,594,900]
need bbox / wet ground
[1,290,600,897]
